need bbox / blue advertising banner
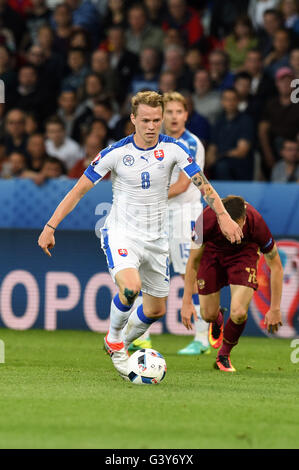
[0,179,299,233]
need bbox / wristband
[46,223,56,231]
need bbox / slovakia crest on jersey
[154,149,164,161]
[187,156,193,164]
[118,248,128,257]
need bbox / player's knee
[230,305,247,324]
[143,305,166,319]
[200,307,218,322]
[121,285,141,305]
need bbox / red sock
[214,310,223,327]
[218,317,247,357]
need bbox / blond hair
[162,91,187,111]
[131,91,163,116]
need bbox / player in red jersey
[181,195,283,372]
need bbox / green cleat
[177,340,211,356]
[128,337,152,352]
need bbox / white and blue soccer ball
[128,348,167,385]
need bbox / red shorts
[197,246,260,295]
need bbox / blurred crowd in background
[0,0,299,184]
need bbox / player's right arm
[38,141,115,256]
[38,174,94,256]
[263,244,283,333]
[181,244,205,330]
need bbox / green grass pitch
[0,328,298,449]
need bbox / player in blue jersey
[129,92,210,355]
[38,91,243,380]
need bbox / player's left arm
[175,141,241,242]
[190,170,243,243]
[263,243,283,333]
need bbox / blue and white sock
[122,304,156,350]
[192,294,209,347]
[107,293,134,343]
[132,293,151,342]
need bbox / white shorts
[168,204,203,275]
[100,228,170,298]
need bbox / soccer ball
[128,348,167,385]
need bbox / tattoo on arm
[191,170,209,187]
[265,245,278,261]
[191,170,216,211]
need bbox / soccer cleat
[177,340,211,355]
[209,308,225,349]
[128,337,152,352]
[104,333,129,380]
[214,355,236,372]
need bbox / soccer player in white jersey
[129,92,210,355]
[38,91,243,381]
[165,92,210,355]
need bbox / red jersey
[194,204,275,294]
[198,203,275,255]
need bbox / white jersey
[84,133,201,241]
[169,129,205,208]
